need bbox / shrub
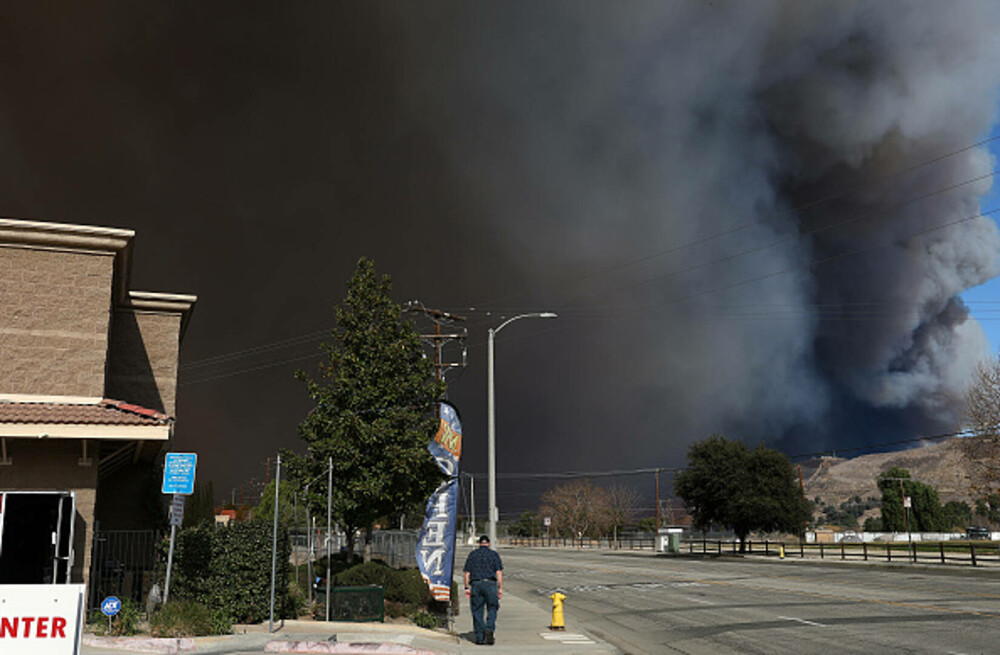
[331,561,434,618]
[411,610,437,630]
[151,600,232,637]
[87,598,141,636]
[160,521,292,623]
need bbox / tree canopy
[673,435,808,550]
[292,258,445,560]
[877,467,947,532]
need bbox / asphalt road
[497,546,1000,654]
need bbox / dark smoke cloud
[1,2,999,505]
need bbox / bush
[87,598,141,636]
[160,521,292,623]
[332,561,434,618]
[411,611,437,629]
[334,562,431,606]
[151,601,232,637]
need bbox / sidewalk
[81,585,620,655]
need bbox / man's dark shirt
[464,546,503,581]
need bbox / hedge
[164,521,292,623]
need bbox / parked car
[966,526,991,540]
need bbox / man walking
[463,534,503,645]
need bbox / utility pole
[404,301,467,383]
[655,469,660,530]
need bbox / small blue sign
[101,596,121,617]
[162,452,198,495]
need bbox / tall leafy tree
[674,435,808,551]
[183,480,216,528]
[876,467,945,532]
[294,258,445,561]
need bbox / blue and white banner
[416,402,462,601]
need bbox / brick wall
[0,245,114,397]
[105,311,182,415]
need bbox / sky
[962,123,1000,351]
[3,2,1000,518]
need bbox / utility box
[656,527,684,553]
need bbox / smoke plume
[2,1,1000,493]
[391,1,1000,461]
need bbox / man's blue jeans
[469,580,499,642]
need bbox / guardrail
[682,538,1000,567]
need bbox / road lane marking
[778,616,827,627]
[681,596,714,605]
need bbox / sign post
[161,453,197,604]
[100,596,120,635]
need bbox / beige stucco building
[0,219,195,588]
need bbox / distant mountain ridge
[802,438,975,508]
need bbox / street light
[487,312,557,546]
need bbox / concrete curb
[265,642,442,654]
[83,635,196,653]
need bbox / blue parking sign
[101,596,121,617]
[162,452,197,495]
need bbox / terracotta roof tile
[0,399,173,426]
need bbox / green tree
[974,494,1000,524]
[512,511,541,538]
[253,478,307,529]
[941,500,971,531]
[673,435,809,552]
[293,258,445,561]
[863,516,883,531]
[877,467,946,532]
[183,481,216,528]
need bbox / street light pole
[487,312,557,546]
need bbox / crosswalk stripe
[540,632,596,643]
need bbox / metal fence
[88,529,162,612]
[508,534,656,549]
[683,538,1000,567]
[291,529,418,568]
[369,530,418,567]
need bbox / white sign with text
[0,585,84,655]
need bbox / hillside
[802,438,976,509]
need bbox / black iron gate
[88,529,162,612]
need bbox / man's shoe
[485,630,494,645]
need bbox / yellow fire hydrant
[549,591,566,630]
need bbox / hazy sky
[3,2,1000,516]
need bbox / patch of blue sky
[962,119,1000,353]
